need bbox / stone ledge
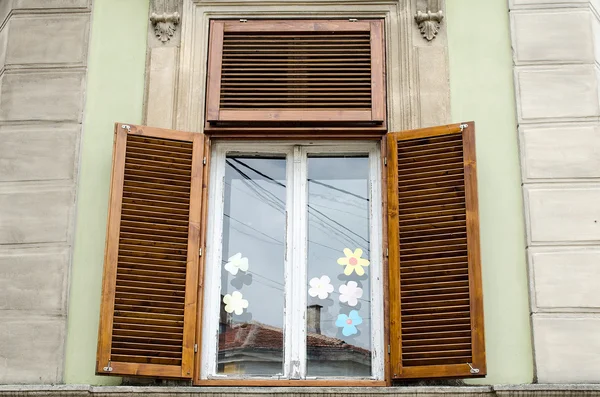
[1,385,600,397]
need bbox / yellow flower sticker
[337,248,370,276]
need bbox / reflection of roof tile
[219,321,370,357]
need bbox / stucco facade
[509,0,600,384]
[0,0,92,384]
[0,0,598,393]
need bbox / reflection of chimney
[219,294,229,328]
[307,304,322,335]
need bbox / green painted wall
[447,0,534,385]
[64,0,534,385]
[63,0,149,385]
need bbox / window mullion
[283,148,294,379]
[202,145,226,379]
[289,145,308,379]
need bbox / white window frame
[201,141,384,381]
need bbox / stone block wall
[509,0,600,383]
[0,0,91,384]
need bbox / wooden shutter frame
[205,19,386,126]
[96,123,205,379]
[387,122,486,379]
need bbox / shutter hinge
[199,248,202,257]
[460,123,468,131]
[467,363,480,374]
[103,361,113,372]
[194,344,198,353]
[386,248,389,257]
[203,157,207,165]
[384,157,387,166]
[239,18,247,23]
[388,344,391,354]
[349,18,358,22]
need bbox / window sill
[0,384,495,395]
[195,379,387,387]
[11,384,600,396]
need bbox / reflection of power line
[225,210,341,259]
[310,202,368,220]
[221,259,285,292]
[229,224,281,247]
[224,214,283,246]
[227,159,369,252]
[226,163,284,212]
[226,162,367,252]
[231,157,368,202]
[308,204,369,245]
[228,180,359,254]
[230,158,285,188]
[221,256,371,304]
[308,179,368,202]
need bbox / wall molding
[143,0,451,132]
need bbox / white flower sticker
[308,275,334,300]
[223,291,249,315]
[339,281,363,307]
[224,252,249,275]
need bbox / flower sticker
[335,310,363,336]
[223,291,249,315]
[339,281,363,307]
[308,275,334,300]
[337,248,370,276]
[224,252,249,275]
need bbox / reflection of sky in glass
[306,156,371,377]
[217,156,286,375]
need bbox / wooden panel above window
[205,19,386,133]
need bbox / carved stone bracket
[415,10,443,41]
[150,12,181,43]
[414,3,443,42]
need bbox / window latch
[467,362,480,374]
[103,361,113,372]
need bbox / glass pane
[217,155,286,376]
[306,155,371,377]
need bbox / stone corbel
[150,11,181,43]
[415,0,444,42]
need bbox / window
[201,142,384,380]
[95,17,485,386]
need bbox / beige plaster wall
[0,0,92,384]
[509,0,600,383]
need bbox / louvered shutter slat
[97,123,204,379]
[388,122,486,380]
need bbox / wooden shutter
[96,123,205,379]
[206,19,385,124]
[387,122,486,379]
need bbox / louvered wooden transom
[220,30,372,109]
[111,134,193,367]
[396,133,472,368]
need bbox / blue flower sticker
[335,310,363,336]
